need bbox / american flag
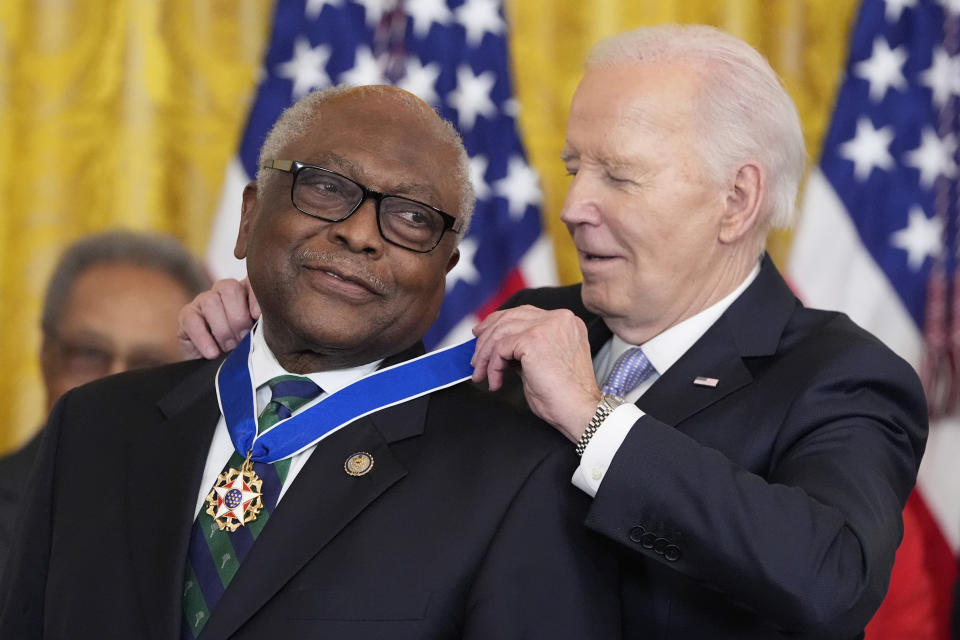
[206,0,556,348]
[788,0,960,633]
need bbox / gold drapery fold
[0,0,273,450]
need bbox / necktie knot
[260,374,322,431]
[601,347,656,397]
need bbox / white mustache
[293,248,388,295]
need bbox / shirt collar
[605,262,761,377]
[248,320,383,396]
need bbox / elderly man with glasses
[0,85,619,640]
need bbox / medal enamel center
[205,452,264,532]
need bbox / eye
[300,175,341,193]
[605,171,632,184]
[60,343,112,374]
[393,208,430,227]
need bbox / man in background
[0,229,210,577]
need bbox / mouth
[577,249,619,263]
[302,263,386,300]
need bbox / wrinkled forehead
[565,62,704,157]
[571,62,703,127]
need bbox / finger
[177,304,221,360]
[471,309,502,338]
[177,329,202,360]
[470,312,503,374]
[195,292,240,353]
[484,336,521,391]
[471,317,507,380]
[471,311,538,379]
[474,305,540,336]
[245,279,262,319]
[215,280,256,341]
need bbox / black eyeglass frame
[262,159,462,253]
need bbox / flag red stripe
[476,268,527,320]
[867,490,956,639]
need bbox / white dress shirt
[192,322,382,518]
[572,263,761,496]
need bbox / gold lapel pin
[693,376,719,388]
[344,452,374,477]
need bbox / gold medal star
[205,463,264,531]
[212,472,261,522]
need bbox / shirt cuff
[571,404,644,497]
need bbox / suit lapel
[573,256,797,427]
[636,318,754,425]
[198,382,428,640]
[124,359,223,640]
[637,256,797,426]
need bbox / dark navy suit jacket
[0,343,620,640]
[506,256,927,638]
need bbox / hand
[471,305,602,443]
[177,278,261,359]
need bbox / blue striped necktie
[181,375,321,639]
[601,347,656,397]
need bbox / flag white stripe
[789,169,923,366]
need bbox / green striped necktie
[181,374,321,639]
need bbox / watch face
[601,394,626,411]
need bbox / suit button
[640,532,657,549]
[664,545,681,562]
[653,537,668,555]
[628,526,645,543]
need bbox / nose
[330,197,384,256]
[559,172,603,228]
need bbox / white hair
[586,24,806,231]
[257,85,476,237]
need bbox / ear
[718,163,764,245]
[444,247,460,274]
[39,335,55,381]
[234,182,259,260]
[38,335,60,412]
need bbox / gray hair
[586,24,806,231]
[41,230,211,334]
[257,85,476,238]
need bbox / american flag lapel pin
[693,376,719,388]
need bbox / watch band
[575,394,625,457]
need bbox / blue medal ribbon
[216,332,477,463]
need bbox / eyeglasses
[261,159,462,253]
[47,333,171,377]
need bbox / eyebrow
[559,147,644,172]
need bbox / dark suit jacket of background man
[0,433,41,579]
[506,256,927,639]
[0,343,620,640]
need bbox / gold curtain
[0,0,274,451]
[0,0,858,453]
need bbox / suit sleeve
[0,395,68,638]
[462,444,621,639]
[584,339,927,637]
